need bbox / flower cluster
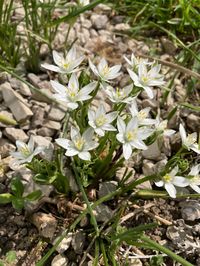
[10,47,200,199]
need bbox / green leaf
[0,260,4,266]
[25,190,42,201]
[10,177,24,197]
[5,251,16,263]
[12,198,24,211]
[0,193,13,204]
[167,106,178,121]
[180,102,200,112]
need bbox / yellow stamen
[74,138,85,151]
[95,115,107,127]
[126,130,137,142]
[163,174,172,183]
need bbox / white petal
[89,59,99,76]
[124,55,132,66]
[16,140,26,150]
[116,133,125,144]
[95,128,105,136]
[106,111,118,123]
[117,117,126,133]
[165,183,176,198]
[27,136,34,151]
[68,73,79,91]
[164,129,176,137]
[102,124,116,131]
[11,151,25,159]
[67,46,76,61]
[127,68,139,84]
[65,149,79,157]
[51,80,66,95]
[123,143,132,160]
[68,56,85,71]
[131,139,147,150]
[83,127,94,142]
[79,151,91,161]
[52,50,62,66]
[56,138,71,149]
[79,81,96,96]
[179,124,186,142]
[173,176,189,187]
[191,144,200,154]
[127,118,138,132]
[88,109,95,122]
[97,58,108,73]
[41,63,61,73]
[143,86,154,99]
[155,181,164,187]
[106,65,121,79]
[170,166,179,177]
[190,184,200,194]
[189,164,200,176]
[71,127,80,140]
[67,102,79,109]
[84,141,99,150]
[129,99,138,117]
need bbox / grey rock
[94,204,113,222]
[91,14,108,30]
[53,232,73,254]
[48,107,65,122]
[186,113,200,132]
[4,128,28,143]
[142,141,161,161]
[19,82,32,97]
[115,23,130,31]
[43,120,61,131]
[180,200,200,221]
[0,138,16,158]
[1,82,33,122]
[136,175,152,190]
[37,127,55,137]
[27,73,40,87]
[31,105,45,128]
[71,231,85,254]
[51,254,68,266]
[142,160,155,176]
[98,181,117,198]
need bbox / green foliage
[0,177,42,211]
[27,158,69,194]
[0,250,17,266]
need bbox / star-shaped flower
[51,73,96,109]
[116,117,153,160]
[56,127,98,161]
[41,47,84,74]
[11,137,45,165]
[179,124,200,154]
[89,58,121,82]
[88,104,118,136]
[127,62,165,99]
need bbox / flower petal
[52,50,62,66]
[123,143,132,160]
[79,151,91,161]
[173,176,189,187]
[51,80,66,95]
[56,138,71,149]
[117,117,126,133]
[165,183,176,198]
[179,124,186,142]
[41,63,61,73]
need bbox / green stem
[93,240,100,266]
[100,240,109,266]
[72,160,99,236]
[135,189,200,199]
[141,235,194,266]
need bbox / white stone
[4,128,28,143]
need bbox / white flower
[79,0,89,5]
[179,124,200,154]
[56,127,98,161]
[116,117,154,160]
[188,164,200,193]
[11,137,44,164]
[51,73,96,109]
[124,53,150,71]
[155,115,175,137]
[127,63,165,99]
[89,58,121,82]
[41,47,84,74]
[155,166,189,198]
[103,84,133,104]
[88,104,118,136]
[129,99,156,126]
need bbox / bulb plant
[1,46,199,266]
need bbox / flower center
[191,175,200,184]
[74,137,85,151]
[95,115,107,127]
[62,60,69,69]
[138,110,147,120]
[116,88,125,99]
[163,174,172,183]
[101,65,110,76]
[185,134,196,146]
[158,120,167,131]
[125,130,137,142]
[19,146,31,157]
[141,76,149,85]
